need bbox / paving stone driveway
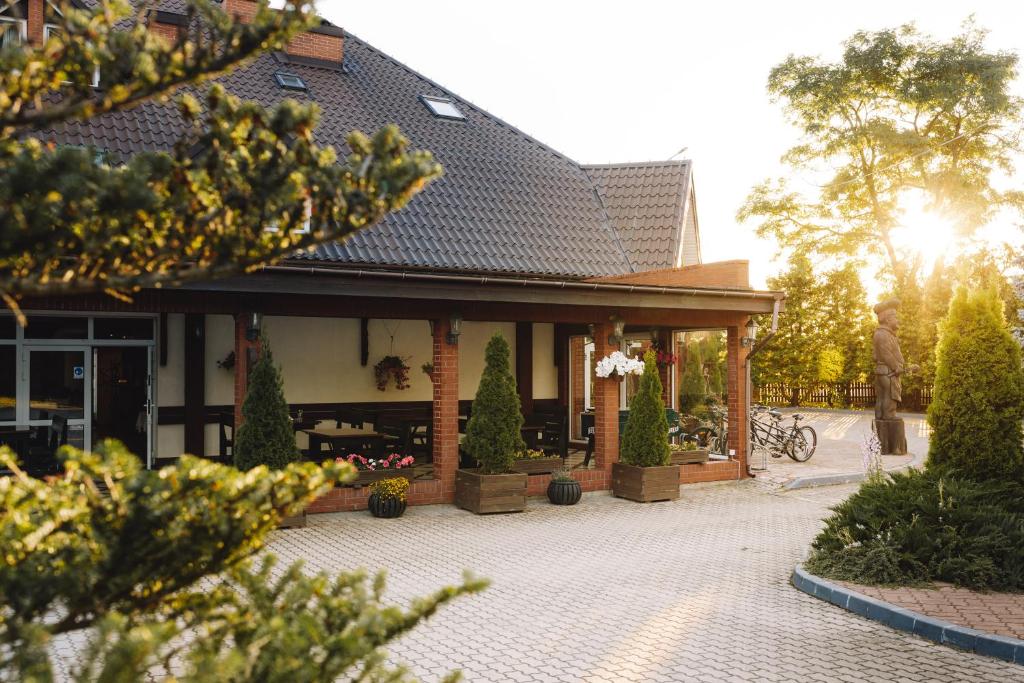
[269,482,1023,682]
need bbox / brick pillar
[432,318,459,499]
[233,314,261,429]
[726,325,749,475]
[592,321,619,470]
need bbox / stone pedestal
[873,418,907,455]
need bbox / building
[4,0,782,511]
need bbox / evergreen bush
[926,288,1024,481]
[620,350,671,468]
[806,469,1024,590]
[678,343,706,415]
[464,333,526,475]
[234,344,300,471]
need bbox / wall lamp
[607,315,625,346]
[741,318,758,348]
[245,312,262,342]
[447,313,463,345]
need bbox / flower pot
[547,479,582,505]
[455,469,528,514]
[611,463,679,503]
[368,493,407,518]
[512,456,563,475]
[669,449,709,465]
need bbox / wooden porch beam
[515,322,533,416]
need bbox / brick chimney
[223,0,343,64]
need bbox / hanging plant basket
[374,355,411,391]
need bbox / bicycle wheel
[787,426,817,462]
[692,427,718,452]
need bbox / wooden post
[516,322,534,416]
[233,313,261,430]
[184,314,206,456]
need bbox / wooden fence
[754,382,933,412]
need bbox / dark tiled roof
[45,27,700,278]
[583,161,695,270]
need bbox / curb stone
[792,564,1024,665]
[782,449,925,491]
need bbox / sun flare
[892,193,960,273]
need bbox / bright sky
[315,0,1024,290]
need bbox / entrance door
[92,346,152,465]
[25,346,89,451]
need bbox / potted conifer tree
[456,333,529,514]
[612,349,679,502]
[234,343,306,528]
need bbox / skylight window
[274,72,307,91]
[420,95,465,120]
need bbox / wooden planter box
[511,456,563,475]
[278,511,307,529]
[611,463,680,503]
[455,469,528,514]
[670,449,709,465]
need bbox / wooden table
[302,428,388,458]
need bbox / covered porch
[12,261,780,512]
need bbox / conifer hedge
[926,288,1024,482]
[234,345,301,471]
[679,344,706,415]
[464,333,526,474]
[620,350,671,467]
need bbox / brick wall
[726,325,750,474]
[151,22,180,44]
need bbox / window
[420,95,465,120]
[265,199,312,234]
[44,22,100,87]
[274,72,307,91]
[0,0,27,49]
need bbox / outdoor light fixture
[427,319,435,337]
[245,312,262,342]
[587,323,596,340]
[447,313,463,345]
[742,318,758,348]
[607,315,625,346]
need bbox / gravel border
[792,565,1024,665]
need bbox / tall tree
[0,0,440,312]
[739,22,1022,291]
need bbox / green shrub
[234,344,301,471]
[679,343,705,415]
[464,333,526,474]
[806,469,1024,590]
[926,288,1024,481]
[620,350,671,467]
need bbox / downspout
[744,296,782,477]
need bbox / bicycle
[749,404,817,462]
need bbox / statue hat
[873,298,900,315]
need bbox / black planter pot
[368,493,407,518]
[547,479,582,506]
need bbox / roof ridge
[582,159,692,170]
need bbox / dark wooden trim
[184,314,205,456]
[360,318,369,366]
[516,322,533,415]
[159,312,168,366]
[156,397,562,427]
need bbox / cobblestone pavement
[837,581,1024,641]
[751,409,928,487]
[266,481,1022,682]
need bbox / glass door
[91,345,153,466]
[25,346,90,451]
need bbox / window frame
[0,16,27,47]
[274,71,307,91]
[419,95,466,121]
